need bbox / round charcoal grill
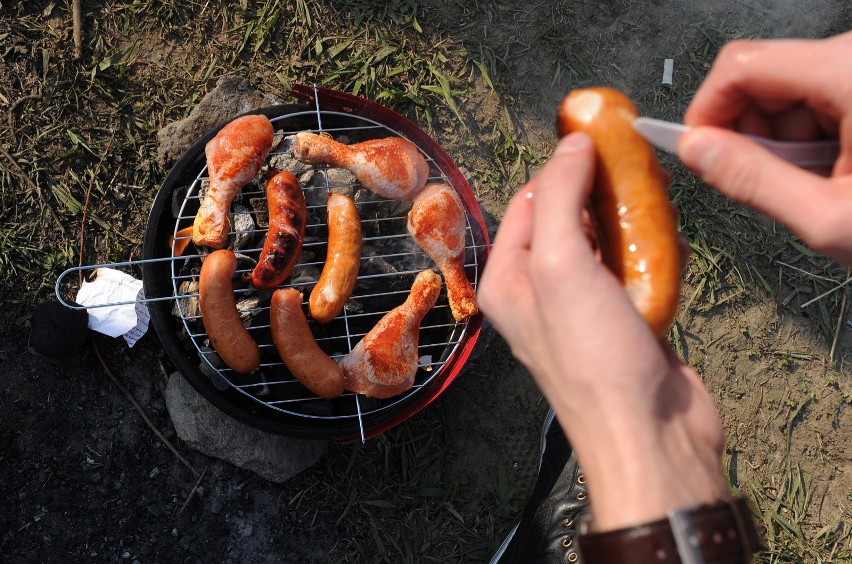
[141,85,490,441]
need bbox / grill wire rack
[56,85,490,443]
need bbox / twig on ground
[75,129,199,480]
[6,93,41,144]
[72,0,83,60]
[777,261,837,283]
[800,274,852,309]
[829,267,850,362]
[78,130,116,268]
[179,466,209,515]
[91,340,200,478]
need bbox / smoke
[455,0,848,160]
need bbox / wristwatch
[577,496,761,563]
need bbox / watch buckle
[667,505,706,564]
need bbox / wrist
[552,399,728,532]
[577,496,761,564]
[579,434,729,531]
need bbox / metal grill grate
[59,86,490,442]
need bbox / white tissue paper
[75,268,150,347]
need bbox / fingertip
[490,178,538,251]
[659,166,671,187]
[678,127,722,177]
[528,131,598,257]
[536,131,596,205]
[678,235,691,273]
[554,131,593,155]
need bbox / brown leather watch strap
[577,497,761,563]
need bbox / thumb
[678,126,832,239]
[531,132,597,253]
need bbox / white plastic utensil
[633,117,840,168]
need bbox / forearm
[545,366,728,532]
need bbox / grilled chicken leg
[407,183,477,321]
[193,114,274,248]
[292,132,429,200]
[339,269,442,399]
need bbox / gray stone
[268,135,309,176]
[231,203,256,251]
[164,372,327,483]
[156,75,285,168]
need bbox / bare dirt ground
[2,1,851,562]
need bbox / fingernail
[679,129,720,176]
[554,132,592,155]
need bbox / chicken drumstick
[339,269,442,399]
[292,132,429,200]
[193,114,274,248]
[407,183,478,321]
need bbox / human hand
[679,31,852,264]
[478,133,728,532]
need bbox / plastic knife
[633,117,840,168]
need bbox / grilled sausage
[250,171,307,290]
[309,192,362,324]
[270,288,345,399]
[199,249,260,373]
[557,87,681,337]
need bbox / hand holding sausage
[477,134,728,532]
[679,31,852,264]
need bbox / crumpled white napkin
[75,268,150,347]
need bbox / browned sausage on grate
[198,249,260,374]
[250,171,307,290]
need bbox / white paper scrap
[75,268,150,347]
[662,59,674,85]
[122,291,151,348]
